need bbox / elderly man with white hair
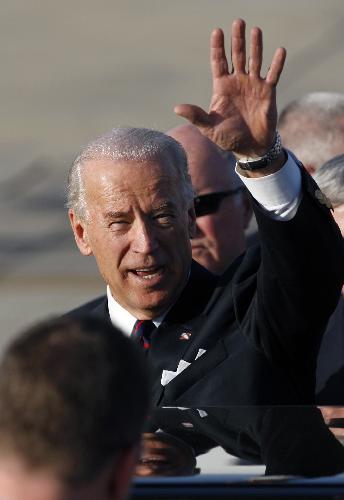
[67,20,344,407]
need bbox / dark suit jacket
[316,294,344,404]
[146,406,344,477]
[68,168,344,406]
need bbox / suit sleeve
[233,164,344,399]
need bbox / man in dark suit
[67,19,344,406]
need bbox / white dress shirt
[236,151,302,221]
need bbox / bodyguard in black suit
[67,19,344,406]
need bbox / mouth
[129,266,164,282]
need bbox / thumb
[174,104,210,127]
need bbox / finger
[266,47,287,85]
[210,28,229,78]
[231,18,246,74]
[174,104,211,127]
[248,27,262,76]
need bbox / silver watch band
[236,131,282,171]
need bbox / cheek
[171,214,193,244]
[88,233,110,259]
[197,217,218,240]
[171,227,192,262]
[88,231,126,268]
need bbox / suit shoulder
[216,244,261,287]
[65,295,107,318]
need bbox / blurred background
[1,0,344,348]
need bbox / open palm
[175,19,286,158]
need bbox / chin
[194,255,213,268]
[136,293,173,317]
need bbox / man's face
[168,125,251,275]
[192,188,251,274]
[70,158,195,319]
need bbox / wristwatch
[236,131,282,171]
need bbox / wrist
[234,131,282,171]
[236,149,287,178]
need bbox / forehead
[171,130,236,194]
[83,158,182,207]
[190,151,239,195]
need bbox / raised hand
[174,19,286,159]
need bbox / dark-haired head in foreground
[0,315,150,500]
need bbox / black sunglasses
[194,187,245,217]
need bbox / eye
[109,220,129,231]
[154,212,176,225]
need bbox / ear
[106,445,139,500]
[187,205,197,239]
[68,209,93,256]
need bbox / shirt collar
[106,286,165,336]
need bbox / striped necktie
[131,320,155,350]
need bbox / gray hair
[278,92,344,170]
[66,127,194,220]
[313,154,344,208]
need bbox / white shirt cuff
[235,152,302,221]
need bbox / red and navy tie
[131,320,155,350]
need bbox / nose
[130,219,159,254]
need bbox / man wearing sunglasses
[168,124,252,275]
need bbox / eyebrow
[104,210,129,220]
[153,201,177,211]
[104,201,177,218]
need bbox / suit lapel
[162,339,228,404]
[149,261,218,404]
[152,258,245,404]
[164,260,218,323]
[149,316,207,405]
